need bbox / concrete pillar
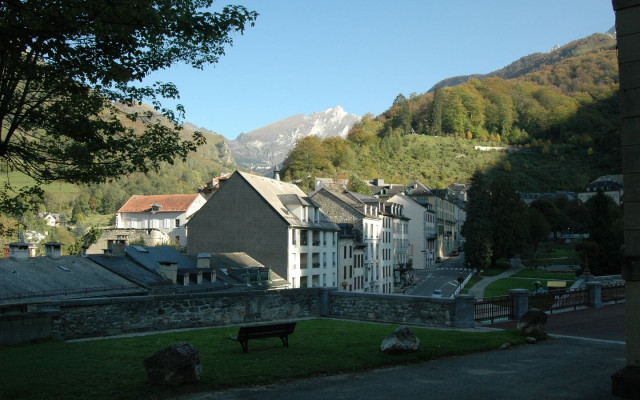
[509,289,529,320]
[612,1,640,397]
[319,287,334,317]
[586,281,602,308]
[453,294,476,328]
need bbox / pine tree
[461,170,493,272]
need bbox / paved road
[410,254,471,297]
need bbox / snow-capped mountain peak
[228,106,361,172]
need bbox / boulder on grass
[380,326,420,354]
[517,308,548,338]
[143,342,202,386]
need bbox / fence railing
[474,283,625,322]
[528,287,589,313]
[602,283,625,303]
[474,295,512,322]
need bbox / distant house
[578,175,623,205]
[36,213,66,227]
[115,193,207,246]
[187,171,339,289]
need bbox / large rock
[143,342,202,386]
[517,308,548,338]
[380,326,420,354]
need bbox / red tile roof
[117,194,201,213]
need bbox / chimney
[273,167,280,181]
[9,242,29,260]
[197,253,211,269]
[158,261,178,283]
[107,239,127,256]
[45,242,62,259]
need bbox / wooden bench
[227,322,296,353]
[547,281,567,290]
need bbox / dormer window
[150,203,162,214]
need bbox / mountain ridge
[428,32,615,92]
[227,105,361,172]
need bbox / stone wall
[329,291,455,327]
[1,288,469,343]
[53,289,320,340]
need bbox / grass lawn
[0,319,525,400]
[460,274,482,294]
[484,277,577,297]
[512,269,578,280]
[83,213,115,227]
[522,245,581,267]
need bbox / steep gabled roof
[237,171,338,230]
[117,194,201,213]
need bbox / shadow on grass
[0,319,526,400]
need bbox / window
[292,229,297,245]
[163,219,171,229]
[175,219,180,228]
[300,276,308,288]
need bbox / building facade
[187,171,339,289]
[115,193,207,247]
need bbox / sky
[145,0,616,140]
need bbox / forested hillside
[281,34,620,192]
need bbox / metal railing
[602,283,625,303]
[474,295,512,322]
[529,287,589,313]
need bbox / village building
[187,171,339,289]
[115,193,207,247]
[389,193,437,269]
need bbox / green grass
[484,277,576,297]
[1,171,79,194]
[83,213,115,227]
[522,245,582,267]
[460,274,482,294]
[0,319,525,400]
[512,269,578,280]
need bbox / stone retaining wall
[329,291,455,327]
[1,288,468,344]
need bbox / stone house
[115,193,207,247]
[187,171,339,289]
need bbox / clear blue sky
[146,0,615,140]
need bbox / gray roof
[0,255,145,302]
[238,171,338,231]
[88,253,171,288]
[125,245,197,271]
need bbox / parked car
[432,289,443,298]
[450,250,459,256]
